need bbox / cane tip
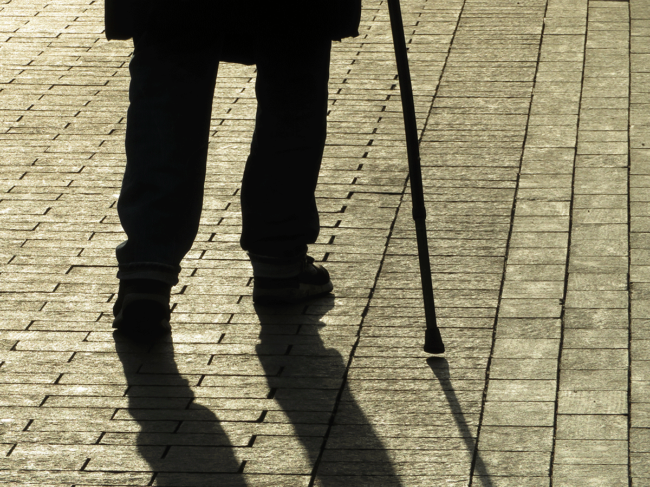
[424,343,445,354]
[424,327,445,354]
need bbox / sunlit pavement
[0,1,647,485]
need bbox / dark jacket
[105,0,362,64]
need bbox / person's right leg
[240,35,333,303]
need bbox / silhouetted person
[105,1,361,338]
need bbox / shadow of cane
[254,298,403,486]
[427,357,493,487]
[114,335,249,487]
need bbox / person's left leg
[116,33,219,287]
[113,20,220,338]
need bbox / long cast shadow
[114,335,248,487]
[428,357,493,487]
[254,299,403,486]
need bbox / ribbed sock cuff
[117,262,180,286]
[247,252,305,278]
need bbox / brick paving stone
[0,0,645,485]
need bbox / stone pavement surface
[0,0,648,485]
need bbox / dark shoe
[253,256,333,305]
[113,278,172,341]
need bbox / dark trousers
[116,26,332,286]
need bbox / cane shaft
[386,0,425,217]
[414,217,436,317]
[387,0,444,354]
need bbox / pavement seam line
[627,0,632,483]
[306,2,463,483]
[549,1,589,483]
[463,0,551,484]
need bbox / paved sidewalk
[0,0,648,485]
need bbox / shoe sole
[253,281,334,305]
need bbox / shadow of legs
[254,300,403,486]
[114,335,248,487]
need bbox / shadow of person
[254,298,403,486]
[428,357,493,487]
[113,334,248,487]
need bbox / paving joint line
[626,0,633,483]
[306,4,465,482]
[549,1,591,483]
[440,1,554,485]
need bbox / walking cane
[387,0,445,354]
